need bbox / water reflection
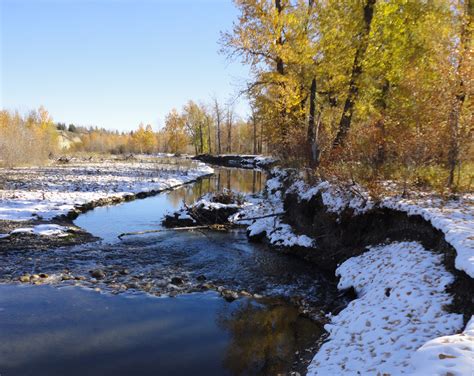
[217,299,322,375]
[0,285,320,376]
[75,167,265,242]
[166,168,266,207]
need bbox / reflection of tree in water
[164,168,266,208]
[217,299,322,375]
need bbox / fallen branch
[118,224,230,239]
[233,212,285,222]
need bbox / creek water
[0,167,338,375]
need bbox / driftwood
[233,212,285,222]
[118,224,229,239]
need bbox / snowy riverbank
[0,156,213,222]
[227,168,473,375]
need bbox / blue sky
[0,0,249,131]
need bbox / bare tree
[213,97,223,154]
[226,105,234,153]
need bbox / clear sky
[0,0,249,131]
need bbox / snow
[0,158,213,221]
[1,224,70,238]
[382,195,474,279]
[289,179,375,216]
[267,222,314,247]
[177,210,193,220]
[411,316,474,375]
[230,169,316,248]
[308,242,465,375]
[279,168,474,278]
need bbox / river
[0,166,339,375]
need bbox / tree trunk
[275,0,285,75]
[448,0,471,187]
[332,0,376,149]
[207,116,212,154]
[214,100,222,155]
[374,80,390,170]
[227,110,233,153]
[307,78,320,168]
[252,112,258,154]
[199,122,204,154]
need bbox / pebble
[171,277,184,285]
[19,274,30,283]
[126,282,139,289]
[221,289,239,302]
[90,269,106,279]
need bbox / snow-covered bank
[382,195,474,279]
[231,170,316,248]
[193,154,277,169]
[308,242,464,375]
[284,172,474,280]
[411,316,474,375]
[0,224,70,238]
[0,158,213,221]
[225,168,473,375]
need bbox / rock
[221,289,239,302]
[119,268,130,275]
[171,277,184,285]
[39,273,48,278]
[126,282,139,289]
[89,269,105,279]
[196,274,207,282]
[31,274,40,280]
[155,279,168,288]
[240,290,252,297]
[19,274,30,283]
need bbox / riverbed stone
[221,289,239,302]
[171,277,184,285]
[89,269,106,279]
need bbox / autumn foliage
[222,0,473,189]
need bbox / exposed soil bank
[193,154,275,169]
[271,178,474,324]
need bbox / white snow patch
[7,224,69,237]
[308,242,464,375]
[0,159,213,221]
[382,195,474,279]
[289,179,374,215]
[411,315,474,375]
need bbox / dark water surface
[0,285,321,376]
[1,167,336,375]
